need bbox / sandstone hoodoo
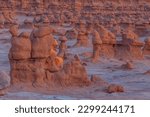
[95,23,116,58]
[91,30,102,63]
[9,26,91,89]
[74,20,89,47]
[9,25,31,60]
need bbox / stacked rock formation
[9,25,91,89]
[74,20,89,47]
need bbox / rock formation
[95,23,116,58]
[115,27,144,60]
[9,25,31,60]
[74,20,89,47]
[58,35,68,59]
[9,25,91,89]
[107,84,124,93]
[31,26,54,58]
[92,30,102,62]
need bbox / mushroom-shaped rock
[74,20,89,47]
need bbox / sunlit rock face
[9,25,91,90]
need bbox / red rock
[107,84,124,93]
[9,26,31,60]
[92,30,102,62]
[115,28,144,60]
[31,26,54,58]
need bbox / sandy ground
[0,16,150,100]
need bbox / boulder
[107,84,124,93]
